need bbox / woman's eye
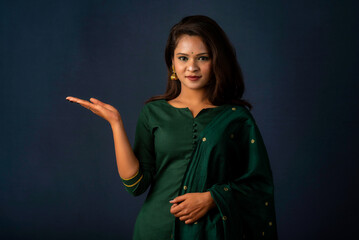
[178,56,188,61]
[198,56,209,61]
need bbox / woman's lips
[186,76,201,81]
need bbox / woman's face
[172,35,212,92]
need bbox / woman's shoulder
[141,99,167,111]
[223,104,256,125]
[137,99,172,119]
[225,104,252,117]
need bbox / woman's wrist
[205,191,216,210]
[110,119,124,130]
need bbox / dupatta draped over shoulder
[173,105,278,240]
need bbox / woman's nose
[187,60,199,71]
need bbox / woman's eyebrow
[176,52,208,56]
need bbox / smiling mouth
[186,76,201,81]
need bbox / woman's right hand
[66,96,121,126]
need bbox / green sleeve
[121,104,156,196]
[208,117,278,239]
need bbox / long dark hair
[147,15,252,110]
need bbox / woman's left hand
[169,192,216,224]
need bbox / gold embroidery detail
[122,174,143,187]
[121,170,139,180]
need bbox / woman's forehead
[174,35,208,54]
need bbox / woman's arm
[66,96,139,179]
[110,121,139,179]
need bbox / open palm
[66,96,121,126]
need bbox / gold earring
[170,65,178,80]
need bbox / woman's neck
[171,87,217,109]
[167,88,218,118]
[177,88,209,105]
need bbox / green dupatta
[172,105,278,240]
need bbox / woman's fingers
[67,96,110,110]
[90,97,117,112]
[66,96,89,105]
[79,103,94,110]
[174,209,190,218]
[179,214,192,222]
[67,96,98,110]
[185,219,196,224]
[66,96,122,125]
[170,194,187,204]
[170,203,183,215]
[171,202,193,218]
[170,192,215,224]
[67,96,103,116]
[66,96,82,102]
[89,97,104,106]
[179,211,198,224]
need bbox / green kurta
[122,99,228,240]
[122,99,277,240]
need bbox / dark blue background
[1,0,358,239]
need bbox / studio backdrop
[1,0,358,239]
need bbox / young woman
[66,15,277,240]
